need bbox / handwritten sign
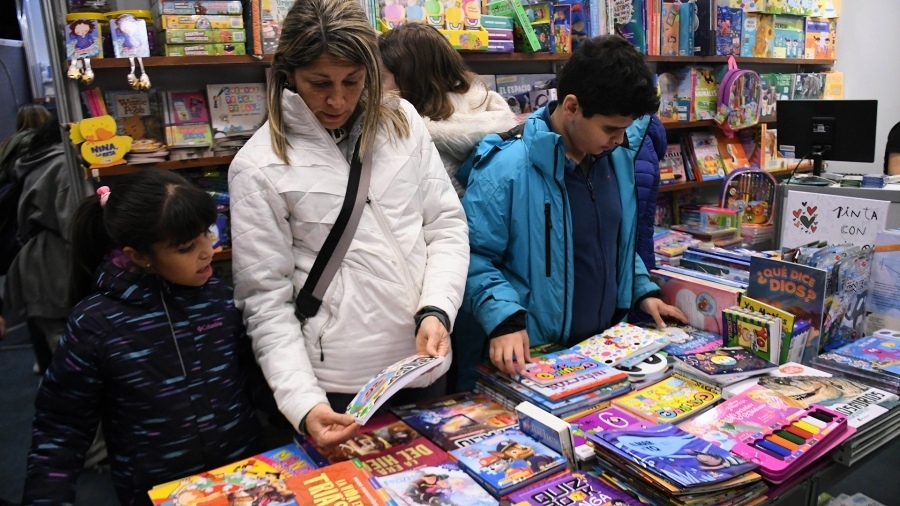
[781,191,890,248]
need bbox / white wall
[829,0,900,174]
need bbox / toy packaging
[165,43,245,55]
[716,6,743,56]
[109,13,151,58]
[156,1,243,16]
[160,14,244,30]
[163,28,246,44]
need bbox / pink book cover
[650,268,742,335]
[168,91,210,125]
[678,384,806,451]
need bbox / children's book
[722,361,833,398]
[611,372,721,424]
[612,0,646,54]
[678,384,808,451]
[449,429,567,498]
[375,462,499,506]
[660,2,680,57]
[570,323,668,368]
[206,83,267,137]
[746,257,827,363]
[650,268,743,335]
[655,324,724,355]
[805,17,830,59]
[687,131,726,180]
[741,12,774,58]
[516,402,576,465]
[659,143,688,183]
[105,90,165,142]
[508,471,641,506]
[823,71,843,99]
[772,14,805,59]
[261,0,293,54]
[791,73,825,100]
[169,91,210,125]
[163,91,214,147]
[516,350,606,386]
[864,230,900,333]
[346,355,446,424]
[657,74,683,123]
[819,335,900,377]
[716,6,742,56]
[147,443,317,505]
[740,294,798,364]
[675,347,778,386]
[569,406,649,458]
[677,0,695,56]
[723,306,782,363]
[714,129,751,175]
[514,364,629,401]
[588,423,758,488]
[754,375,900,428]
[495,74,557,114]
[391,392,518,451]
[290,459,394,505]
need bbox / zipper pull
[586,178,596,201]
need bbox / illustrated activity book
[375,462,499,506]
[611,372,722,424]
[346,354,445,424]
[516,350,607,385]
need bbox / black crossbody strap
[295,137,370,321]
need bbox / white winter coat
[228,91,469,429]
[424,83,518,196]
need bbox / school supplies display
[723,306,783,363]
[449,429,567,498]
[508,471,641,506]
[346,355,445,424]
[675,347,778,386]
[147,443,317,505]
[570,323,668,368]
[375,462,499,506]
[291,459,395,505]
[728,404,854,483]
[391,392,518,451]
[612,372,721,424]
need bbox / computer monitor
[776,100,878,177]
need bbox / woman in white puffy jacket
[228,0,469,447]
[378,23,519,197]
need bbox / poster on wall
[781,190,890,249]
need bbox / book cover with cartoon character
[516,350,606,386]
[449,429,566,497]
[346,354,445,424]
[508,471,641,506]
[676,347,778,379]
[655,324,724,356]
[376,462,499,506]
[611,373,721,424]
[289,459,394,505]
[569,406,649,450]
[588,423,758,488]
[392,393,518,451]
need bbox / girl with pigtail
[24,169,266,506]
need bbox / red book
[287,460,393,505]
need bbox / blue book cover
[677,1,695,56]
[716,6,743,56]
[589,423,758,488]
[449,429,567,497]
[615,0,647,54]
[828,335,900,376]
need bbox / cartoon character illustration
[686,449,744,470]
[383,0,407,28]
[115,14,144,51]
[444,0,463,30]
[496,439,556,471]
[406,0,425,22]
[757,376,869,406]
[69,20,97,51]
[406,472,454,505]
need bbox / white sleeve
[228,156,328,430]
[407,106,470,328]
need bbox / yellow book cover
[740,295,797,364]
[611,372,721,424]
[824,71,844,100]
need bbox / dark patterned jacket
[24,257,266,505]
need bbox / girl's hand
[304,404,359,446]
[639,297,688,328]
[415,316,450,357]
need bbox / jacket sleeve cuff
[414,306,451,333]
[634,290,662,308]
[489,310,527,339]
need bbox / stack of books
[206,83,267,156]
[812,330,900,394]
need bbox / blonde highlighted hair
[267,0,409,163]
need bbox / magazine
[346,355,445,424]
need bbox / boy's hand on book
[640,297,688,328]
[490,330,532,376]
[415,316,450,357]
[305,403,360,447]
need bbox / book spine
[515,402,576,468]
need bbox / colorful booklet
[740,294,799,364]
[391,392,518,451]
[611,372,721,424]
[376,462,499,506]
[588,423,758,489]
[147,443,317,505]
[449,429,567,498]
[571,323,668,367]
[674,347,779,385]
[569,406,649,459]
[678,384,808,451]
[291,459,394,505]
[648,323,724,356]
[508,471,641,506]
[723,306,782,364]
[821,334,900,377]
[346,355,445,424]
[516,350,606,385]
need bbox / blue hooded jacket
[453,108,660,389]
[634,115,667,273]
[24,257,266,506]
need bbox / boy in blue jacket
[455,35,687,387]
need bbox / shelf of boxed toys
[83,155,236,177]
[658,166,812,193]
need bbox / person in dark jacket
[24,170,265,506]
[633,115,666,274]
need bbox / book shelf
[85,155,236,177]
[658,166,813,194]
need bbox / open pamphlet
[345,354,445,424]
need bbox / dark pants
[28,317,63,374]
[327,374,448,415]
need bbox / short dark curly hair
[557,35,660,119]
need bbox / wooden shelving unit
[658,166,813,193]
[86,155,236,177]
[213,249,232,262]
[90,55,270,69]
[663,117,778,130]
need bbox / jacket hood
[12,143,65,180]
[425,85,518,162]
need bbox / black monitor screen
[776,100,878,164]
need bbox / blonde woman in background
[228,0,469,447]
